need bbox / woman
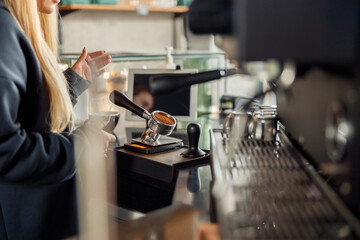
[0,0,115,239]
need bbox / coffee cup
[250,112,278,141]
[223,111,252,139]
[88,111,120,133]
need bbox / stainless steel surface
[223,106,278,143]
[141,128,161,142]
[142,111,151,120]
[109,90,177,143]
[210,128,360,240]
[325,101,351,162]
[249,112,278,141]
[277,68,360,206]
[172,164,212,212]
[223,111,252,139]
[141,111,177,142]
[132,135,183,147]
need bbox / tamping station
[110,90,183,154]
[109,90,210,212]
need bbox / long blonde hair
[3,0,74,133]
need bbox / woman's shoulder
[0,2,33,83]
[0,3,29,53]
[0,1,11,18]
[0,2,22,34]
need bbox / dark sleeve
[0,74,102,185]
[71,123,104,168]
[0,83,76,185]
[63,67,91,106]
[0,9,102,185]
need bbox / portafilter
[109,90,177,142]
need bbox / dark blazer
[0,1,97,239]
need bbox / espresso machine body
[231,0,360,209]
[189,0,360,238]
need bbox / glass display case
[61,52,225,110]
[61,51,226,149]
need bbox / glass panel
[61,51,226,148]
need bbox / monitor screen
[126,68,198,122]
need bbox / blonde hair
[3,0,74,133]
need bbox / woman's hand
[71,47,112,81]
[102,130,116,153]
[86,116,116,153]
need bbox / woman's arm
[0,76,77,185]
[63,48,111,105]
[64,67,91,105]
[0,9,103,185]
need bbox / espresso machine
[187,0,360,239]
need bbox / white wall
[60,10,235,124]
[60,10,179,54]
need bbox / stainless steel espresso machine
[188,0,360,239]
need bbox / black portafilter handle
[109,90,151,120]
[182,123,206,158]
[150,69,239,95]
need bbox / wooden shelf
[58,4,189,13]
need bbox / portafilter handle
[109,90,151,120]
